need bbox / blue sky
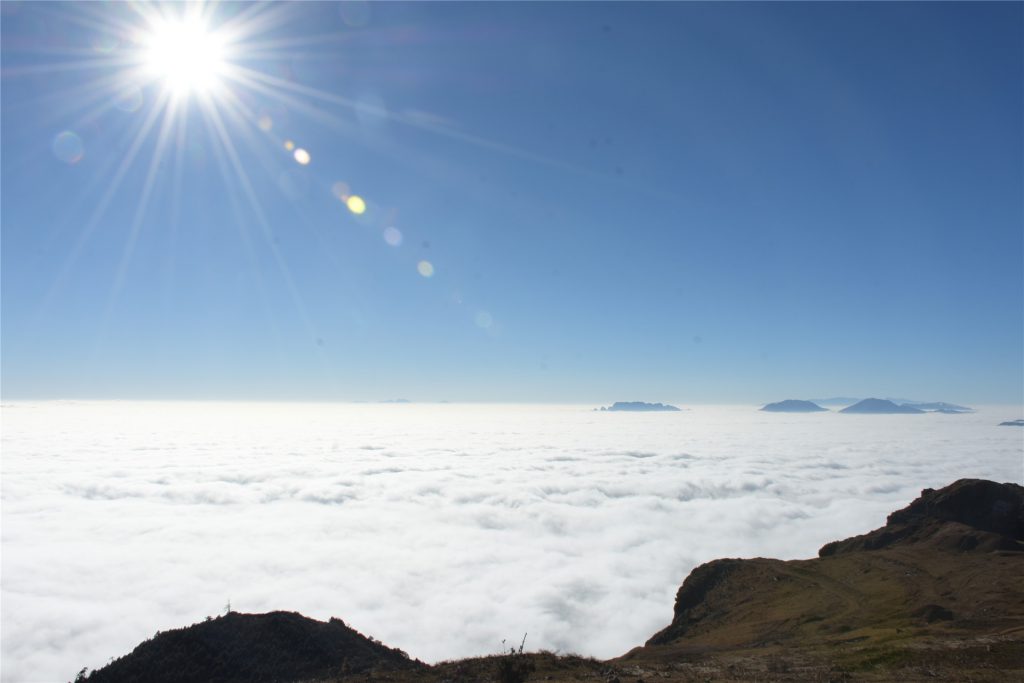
[2,2,1021,403]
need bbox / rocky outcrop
[819,479,1024,555]
[645,559,747,645]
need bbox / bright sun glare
[144,17,226,95]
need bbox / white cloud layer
[2,402,1022,682]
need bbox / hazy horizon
[5,398,1023,411]
[3,381,1020,409]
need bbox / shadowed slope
[80,611,423,683]
[820,478,1024,555]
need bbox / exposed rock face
[81,611,423,683]
[645,560,747,646]
[820,479,1024,556]
[840,398,924,414]
[760,399,828,413]
[1000,419,1024,427]
[599,401,680,412]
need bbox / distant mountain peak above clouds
[840,398,925,414]
[760,400,828,413]
[897,401,973,413]
[598,401,681,412]
[810,398,973,412]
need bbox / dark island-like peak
[840,398,924,414]
[999,419,1024,427]
[598,401,680,412]
[79,611,423,683]
[760,399,828,413]
[899,401,972,413]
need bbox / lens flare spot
[417,260,434,278]
[284,140,295,151]
[346,195,366,214]
[257,115,273,132]
[293,148,311,165]
[474,311,493,329]
[113,86,143,112]
[383,227,402,247]
[52,131,84,164]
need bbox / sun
[143,16,227,95]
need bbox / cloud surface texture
[2,402,1022,682]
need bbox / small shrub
[495,635,534,683]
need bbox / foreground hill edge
[79,478,1024,683]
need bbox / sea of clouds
[2,401,1022,682]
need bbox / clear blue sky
[2,2,1021,403]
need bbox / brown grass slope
[620,478,1024,680]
